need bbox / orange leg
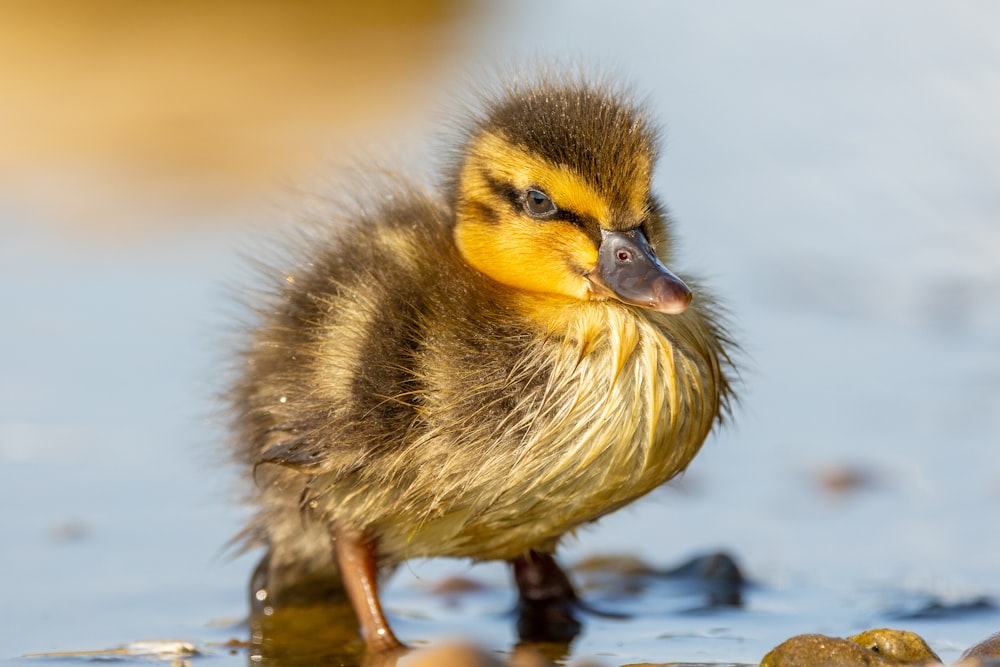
[332,527,403,653]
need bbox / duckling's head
[452,76,692,315]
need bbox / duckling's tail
[242,511,347,612]
[249,545,346,615]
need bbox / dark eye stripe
[482,170,521,214]
[553,208,581,226]
[477,172,601,245]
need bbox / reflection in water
[248,601,365,666]
[242,550,748,666]
[246,599,572,667]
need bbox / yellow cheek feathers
[455,216,597,301]
[454,133,607,301]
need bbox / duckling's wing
[233,189,460,480]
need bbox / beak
[587,228,692,314]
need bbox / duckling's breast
[351,299,728,563]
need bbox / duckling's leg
[510,550,582,642]
[332,527,403,652]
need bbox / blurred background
[2,2,999,665]
[0,0,485,237]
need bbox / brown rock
[961,631,1000,661]
[817,463,880,495]
[429,576,491,596]
[507,645,554,667]
[572,554,655,577]
[403,643,506,667]
[762,634,900,667]
[847,628,941,664]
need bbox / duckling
[229,71,735,653]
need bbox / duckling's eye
[524,189,557,218]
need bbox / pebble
[847,628,942,664]
[401,643,506,667]
[960,631,1000,663]
[762,633,924,667]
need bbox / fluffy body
[229,75,734,607]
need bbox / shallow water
[3,2,1000,666]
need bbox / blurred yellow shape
[0,0,481,235]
